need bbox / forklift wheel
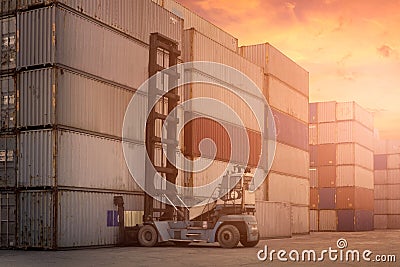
[217,225,240,248]
[138,225,158,247]
[240,233,259,247]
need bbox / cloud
[377,45,397,58]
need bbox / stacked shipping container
[309,101,374,231]
[373,137,400,229]
[0,0,185,248]
[240,43,310,235]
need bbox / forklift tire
[240,233,259,247]
[138,225,158,247]
[217,225,240,248]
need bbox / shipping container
[317,122,336,144]
[309,145,317,167]
[337,121,373,150]
[374,199,387,214]
[374,138,387,154]
[1,74,16,130]
[310,209,318,231]
[318,210,337,231]
[272,108,308,151]
[152,0,238,52]
[318,188,335,209]
[183,29,264,91]
[387,215,400,229]
[291,205,309,234]
[0,16,16,71]
[309,103,317,123]
[374,215,388,229]
[184,117,261,167]
[387,154,400,169]
[387,169,400,184]
[0,191,16,248]
[318,166,336,188]
[336,102,374,130]
[310,168,318,187]
[374,170,388,185]
[18,129,141,191]
[316,144,336,166]
[239,43,309,97]
[337,210,354,231]
[17,6,177,89]
[18,189,143,248]
[268,172,309,206]
[310,188,318,209]
[336,143,373,170]
[309,124,318,145]
[386,140,400,154]
[374,154,388,170]
[0,134,16,188]
[387,200,400,214]
[316,101,336,123]
[255,179,267,201]
[374,185,400,200]
[270,142,309,179]
[255,201,291,238]
[336,165,374,189]
[0,0,16,16]
[18,0,183,47]
[266,75,308,123]
[355,210,373,231]
[336,187,374,210]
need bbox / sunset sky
[177,0,400,139]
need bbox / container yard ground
[0,231,398,267]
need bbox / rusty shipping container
[255,201,292,238]
[0,134,16,188]
[0,190,16,248]
[17,189,143,249]
[18,129,141,191]
[336,187,374,210]
[239,43,309,97]
[18,0,183,47]
[17,6,182,89]
[272,108,308,151]
[152,0,238,51]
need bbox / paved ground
[0,230,399,267]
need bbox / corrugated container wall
[0,191,16,248]
[18,0,183,47]
[0,134,17,188]
[0,16,16,71]
[255,201,291,238]
[0,75,16,131]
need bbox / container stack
[309,101,374,231]
[0,0,184,249]
[0,1,17,248]
[373,137,400,229]
[240,43,310,235]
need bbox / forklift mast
[145,33,182,222]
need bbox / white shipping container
[317,101,336,123]
[310,209,318,231]
[18,190,143,249]
[387,154,400,169]
[387,169,400,184]
[18,0,183,47]
[336,165,374,189]
[318,210,337,231]
[375,170,388,185]
[18,68,148,141]
[268,172,309,205]
[374,215,388,229]
[317,122,337,144]
[291,205,309,234]
[336,102,374,130]
[374,199,388,214]
[18,129,141,191]
[18,6,154,89]
[239,43,309,97]
[255,201,292,238]
[152,0,238,52]
[337,121,373,150]
[309,124,318,145]
[270,142,309,179]
[183,29,264,92]
[336,143,373,170]
[267,76,308,123]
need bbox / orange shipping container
[336,187,374,210]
